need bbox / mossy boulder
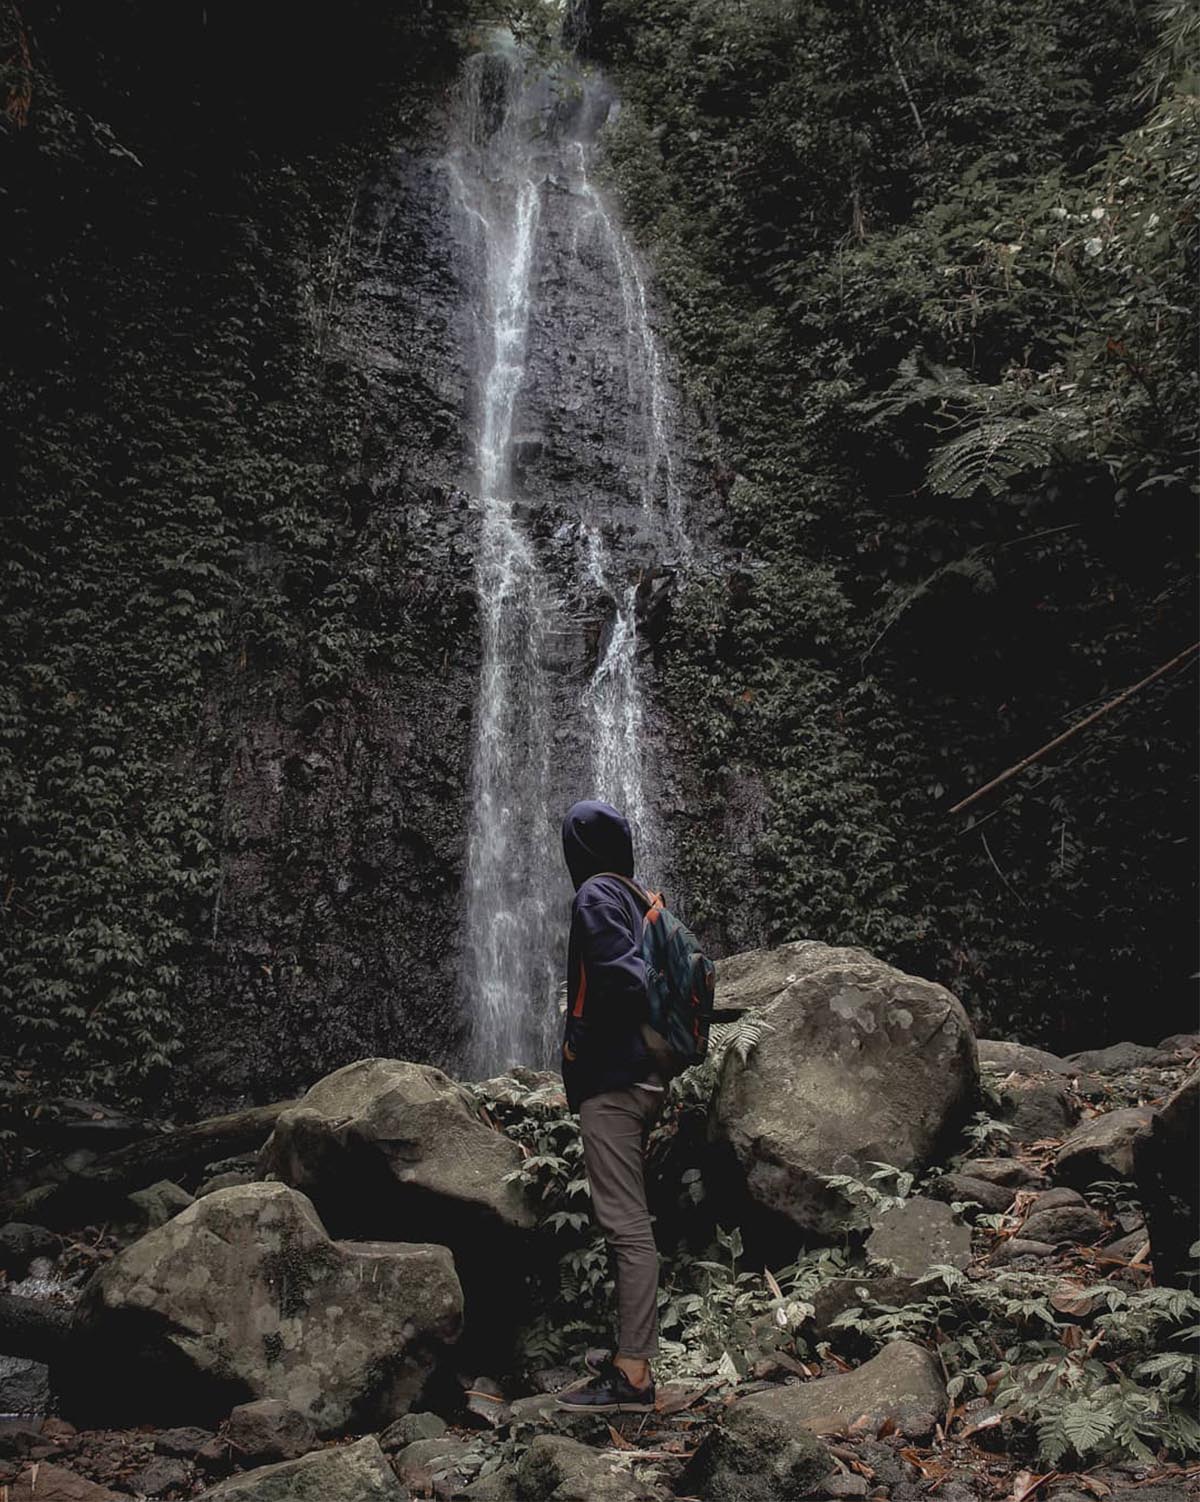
[68,1182,462,1433]
[711,942,977,1241]
[197,1435,404,1500]
[741,1340,947,1438]
[260,1058,535,1241]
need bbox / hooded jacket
[560,800,654,1112]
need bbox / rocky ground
[0,941,1196,1501]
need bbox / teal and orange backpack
[596,873,718,1077]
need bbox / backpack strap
[590,871,663,917]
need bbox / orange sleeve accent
[572,964,588,1018]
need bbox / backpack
[593,872,718,1078]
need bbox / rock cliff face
[180,142,483,1110]
[178,47,717,1107]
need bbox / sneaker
[555,1359,656,1414]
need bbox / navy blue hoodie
[560,800,654,1112]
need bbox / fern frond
[928,414,1069,497]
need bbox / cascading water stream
[570,142,690,557]
[583,526,650,847]
[451,46,559,1075]
[448,35,692,1075]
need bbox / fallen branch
[0,1292,73,1364]
[950,642,1199,815]
[2,1100,295,1228]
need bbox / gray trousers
[579,1084,663,1361]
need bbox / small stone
[123,1181,194,1232]
[378,1411,447,1451]
[0,1426,52,1461]
[465,1375,509,1428]
[0,1357,51,1415]
[867,1198,971,1278]
[194,1438,230,1474]
[155,1427,216,1459]
[1002,1079,1077,1144]
[0,1224,60,1278]
[517,1433,666,1500]
[961,1158,1046,1189]
[392,1436,471,1493]
[992,1238,1057,1263]
[1157,1033,1199,1055]
[927,1174,1014,1214]
[1044,1210,1107,1249]
[7,1462,122,1501]
[225,1399,317,1465]
[1028,1187,1085,1211]
[531,1365,576,1393]
[824,1475,871,1498]
[931,1484,977,1502]
[195,1171,255,1199]
[1066,1043,1167,1072]
[1055,1107,1156,1188]
[1100,1229,1150,1262]
[977,1041,1071,1075]
[851,1440,916,1489]
[128,1456,191,1497]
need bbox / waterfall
[448,36,689,1075]
[570,142,691,558]
[583,526,651,849]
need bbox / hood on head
[562,800,633,890]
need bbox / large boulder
[711,943,977,1240]
[67,1182,462,1433]
[197,1435,404,1501]
[261,1059,534,1355]
[1055,1106,1156,1189]
[1133,1071,1199,1287]
[740,1340,946,1438]
[261,1059,533,1237]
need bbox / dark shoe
[555,1359,655,1414]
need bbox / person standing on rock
[554,798,663,1414]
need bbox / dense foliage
[0,1,472,1097]
[592,0,1197,1046]
[473,1065,1200,1468]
